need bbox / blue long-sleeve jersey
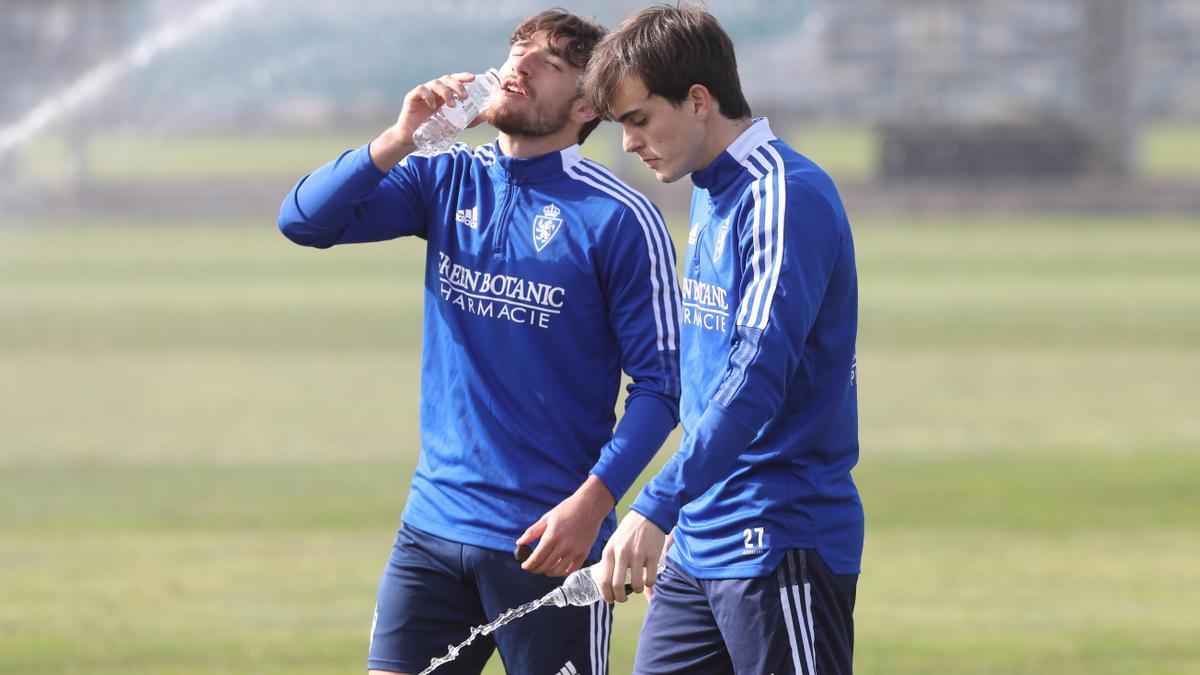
[279,140,681,559]
[630,119,863,578]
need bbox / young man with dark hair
[585,5,863,674]
[279,10,681,675]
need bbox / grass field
[1,214,1199,674]
[12,124,1200,185]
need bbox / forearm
[630,399,758,533]
[368,125,417,172]
[278,144,387,248]
[590,392,679,502]
[575,474,616,519]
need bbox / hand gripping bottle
[544,562,657,607]
[411,68,501,155]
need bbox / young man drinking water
[279,9,681,674]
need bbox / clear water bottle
[544,563,641,607]
[411,68,501,155]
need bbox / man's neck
[695,115,755,172]
[498,127,579,159]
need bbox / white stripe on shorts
[779,552,817,674]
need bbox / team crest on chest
[532,203,564,252]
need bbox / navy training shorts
[634,549,857,675]
[368,522,613,675]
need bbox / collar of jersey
[482,140,583,184]
[691,117,776,193]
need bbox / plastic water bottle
[411,68,501,155]
[545,563,648,607]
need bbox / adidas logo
[455,207,479,229]
[555,660,579,675]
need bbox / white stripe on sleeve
[564,163,680,353]
[736,147,787,331]
[577,161,680,347]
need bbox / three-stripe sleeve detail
[736,145,787,331]
[474,144,497,165]
[564,160,681,356]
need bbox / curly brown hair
[510,9,608,143]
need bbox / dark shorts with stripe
[368,522,612,675]
[634,549,857,675]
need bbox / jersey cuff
[630,490,678,536]
[353,142,390,181]
[633,401,759,531]
[590,393,678,500]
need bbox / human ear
[572,97,599,124]
[687,83,713,121]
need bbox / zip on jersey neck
[482,140,583,185]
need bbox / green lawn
[1,217,1198,673]
[12,124,1200,185]
[1142,124,1200,179]
[9,124,621,186]
[787,124,1200,182]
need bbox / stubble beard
[487,93,576,139]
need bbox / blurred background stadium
[1,1,1197,673]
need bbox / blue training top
[631,119,864,578]
[280,140,681,559]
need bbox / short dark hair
[510,9,607,144]
[584,3,751,121]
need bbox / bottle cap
[514,543,532,563]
